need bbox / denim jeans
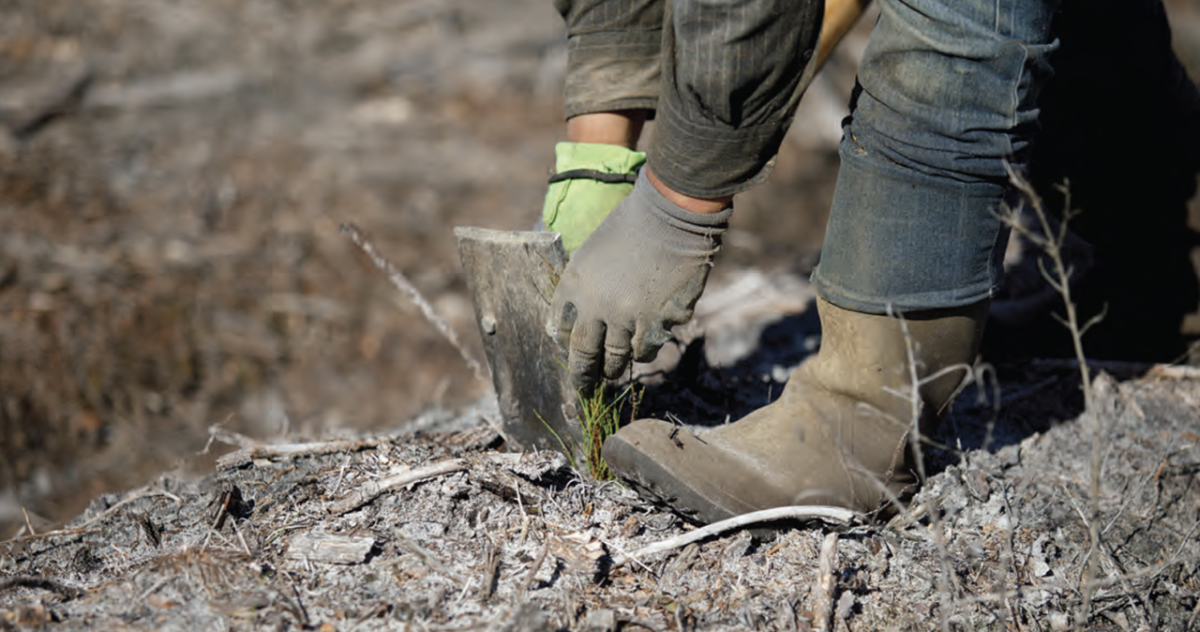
[812,0,1062,313]
[558,0,1062,311]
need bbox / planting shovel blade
[454,227,583,458]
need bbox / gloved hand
[549,169,731,391]
[542,142,646,256]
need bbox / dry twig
[201,422,260,454]
[517,541,550,603]
[0,575,83,600]
[329,457,468,515]
[217,435,403,470]
[813,531,840,632]
[396,535,464,584]
[0,527,101,546]
[69,489,183,532]
[611,506,856,566]
[884,307,974,632]
[340,222,488,384]
[996,168,1106,632]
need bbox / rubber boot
[602,297,988,524]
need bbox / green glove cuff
[542,142,647,255]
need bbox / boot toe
[603,419,768,525]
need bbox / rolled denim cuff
[812,130,1011,314]
[813,0,1060,314]
[563,31,661,119]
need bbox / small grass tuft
[540,382,641,481]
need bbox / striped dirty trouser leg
[556,0,667,119]
[557,0,825,198]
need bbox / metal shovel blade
[454,227,582,458]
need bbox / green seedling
[539,381,641,481]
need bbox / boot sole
[603,429,749,526]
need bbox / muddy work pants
[556,0,1062,312]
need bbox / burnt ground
[1,363,1199,631]
[3,0,1200,629]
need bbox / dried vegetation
[1,365,1199,630]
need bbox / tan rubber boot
[602,297,988,524]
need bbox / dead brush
[994,166,1107,632]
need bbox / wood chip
[550,531,607,573]
[285,532,376,565]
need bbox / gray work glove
[549,169,731,391]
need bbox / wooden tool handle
[815,0,873,71]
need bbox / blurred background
[2,0,1199,537]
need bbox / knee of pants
[852,0,1059,182]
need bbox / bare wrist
[645,167,734,215]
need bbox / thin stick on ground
[216,434,404,470]
[19,503,36,537]
[396,535,465,585]
[76,489,183,530]
[884,307,974,632]
[517,540,549,603]
[329,457,468,515]
[340,222,489,385]
[610,505,857,566]
[996,167,1105,632]
[0,528,101,545]
[813,531,840,632]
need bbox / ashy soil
[2,362,1199,631]
[3,0,1200,629]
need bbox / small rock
[965,468,991,500]
[723,531,754,562]
[501,603,549,632]
[507,451,568,480]
[645,512,677,532]
[550,531,607,573]
[285,531,376,565]
[998,444,1021,468]
[1029,533,1053,577]
[835,591,855,620]
[578,608,617,632]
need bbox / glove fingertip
[603,353,631,381]
[631,323,672,364]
